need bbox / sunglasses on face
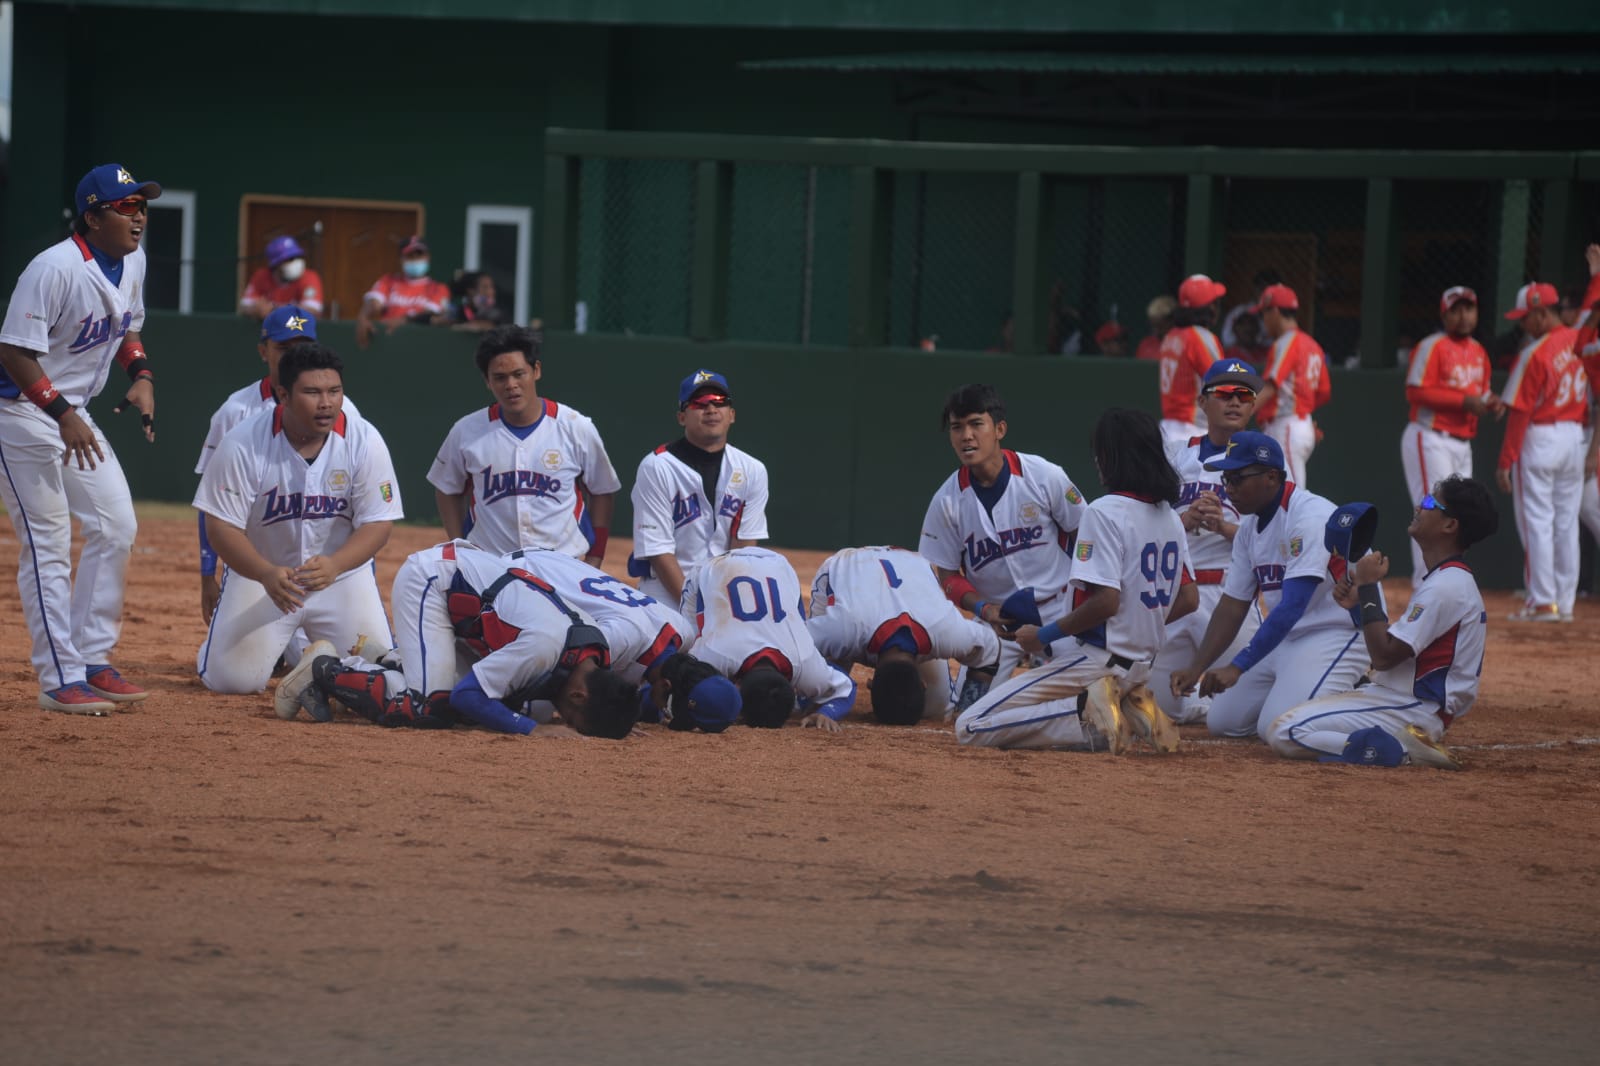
[1418,493,1451,516]
[1207,386,1256,400]
[1220,469,1271,488]
[684,394,730,410]
[98,197,149,217]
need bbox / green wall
[92,311,1529,589]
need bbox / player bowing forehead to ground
[954,409,1196,752]
[194,344,402,696]
[921,384,1086,706]
[0,163,162,714]
[1265,476,1499,770]
[430,325,621,565]
[806,546,1001,724]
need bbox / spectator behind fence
[450,271,511,332]
[239,236,325,320]
[1225,311,1269,365]
[1136,295,1176,361]
[1221,269,1282,349]
[355,235,452,349]
[1092,320,1128,357]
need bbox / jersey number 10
[728,576,793,623]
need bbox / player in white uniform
[683,547,855,731]
[1169,431,1372,739]
[430,325,620,564]
[629,369,770,606]
[807,546,1001,724]
[919,384,1086,704]
[0,164,162,714]
[955,410,1197,752]
[1150,360,1266,723]
[194,344,403,695]
[1265,475,1499,770]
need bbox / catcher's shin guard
[311,659,409,727]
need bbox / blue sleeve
[1230,576,1319,673]
[807,667,857,722]
[450,668,537,735]
[198,512,217,577]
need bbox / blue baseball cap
[1325,503,1379,560]
[261,305,318,343]
[681,674,741,733]
[1202,359,1264,393]
[75,164,162,216]
[1319,726,1406,767]
[265,235,306,268]
[678,369,731,408]
[1203,430,1285,473]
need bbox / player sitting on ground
[920,383,1086,709]
[954,408,1196,752]
[682,546,855,732]
[806,546,1001,725]
[194,343,402,696]
[1264,475,1499,770]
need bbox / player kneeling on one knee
[1265,475,1499,770]
[955,409,1197,753]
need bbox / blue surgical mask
[403,259,429,279]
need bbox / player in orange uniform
[355,236,451,349]
[1254,284,1331,487]
[1399,286,1502,584]
[1497,282,1590,622]
[1157,274,1226,442]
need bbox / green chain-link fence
[576,158,695,337]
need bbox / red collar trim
[258,377,274,401]
[1279,482,1298,511]
[271,405,285,436]
[1113,491,1159,503]
[71,234,94,261]
[487,403,501,422]
[1003,450,1023,475]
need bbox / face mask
[403,259,430,279]
[277,258,305,282]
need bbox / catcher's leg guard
[407,690,457,730]
[312,659,401,726]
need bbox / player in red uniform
[1254,284,1331,488]
[355,235,451,349]
[239,236,325,320]
[1157,274,1226,442]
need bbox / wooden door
[240,196,426,320]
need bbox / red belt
[1193,569,1226,585]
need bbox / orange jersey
[1259,328,1330,421]
[240,266,326,315]
[1403,332,1491,439]
[1577,273,1600,388]
[1501,327,1588,424]
[1157,326,1222,422]
[364,274,450,321]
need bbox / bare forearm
[325,521,393,576]
[0,342,44,386]
[435,489,469,540]
[587,493,615,563]
[651,554,686,603]
[1361,624,1413,671]
[1189,595,1250,670]
[204,515,277,583]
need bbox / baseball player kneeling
[955,410,1196,753]
[194,344,401,695]
[1264,476,1499,769]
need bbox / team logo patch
[116,167,134,184]
[543,450,562,471]
[1020,503,1039,523]
[1337,512,1355,528]
[380,482,393,503]
[1076,541,1093,562]
[284,314,309,333]
[326,469,350,492]
[1408,604,1425,622]
[730,470,745,486]
[1066,486,1083,504]
[1289,537,1303,557]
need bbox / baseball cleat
[39,682,116,716]
[299,684,336,724]
[273,640,337,720]
[1082,677,1131,755]
[85,664,149,703]
[1506,604,1561,623]
[1120,683,1180,753]
[1397,724,1461,771]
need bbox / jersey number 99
[1138,541,1181,608]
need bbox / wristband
[973,600,988,620]
[1356,584,1385,628]
[116,339,151,381]
[22,376,72,421]
[1037,621,1065,646]
[588,526,610,559]
[1359,602,1387,627]
[941,572,978,609]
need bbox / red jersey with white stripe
[364,273,449,321]
[428,399,621,557]
[240,266,325,316]
[1221,483,1347,633]
[193,404,404,573]
[194,377,362,475]
[1404,332,1491,439]
[1371,559,1486,722]
[1165,435,1240,574]
[1259,329,1331,421]
[1501,327,1587,424]
[919,450,1086,605]
[1064,494,1192,661]
[806,546,999,668]
[1158,326,1223,423]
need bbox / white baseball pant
[1399,422,1473,584]
[389,553,473,699]
[1205,624,1370,739]
[1509,421,1584,614]
[955,641,1143,749]
[1265,414,1316,488]
[1263,683,1449,760]
[0,403,135,690]
[1149,583,1262,723]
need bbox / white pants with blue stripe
[1205,624,1369,739]
[1264,683,1447,759]
[388,553,473,699]
[954,641,1143,750]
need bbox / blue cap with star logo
[75,164,162,215]
[678,369,731,408]
[1203,430,1285,472]
[1202,359,1264,393]
[261,305,318,343]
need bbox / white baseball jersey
[502,547,695,685]
[195,376,362,475]
[1065,494,1193,662]
[193,405,404,573]
[683,547,853,717]
[1165,435,1241,575]
[427,399,621,557]
[806,546,998,669]
[919,450,1086,603]
[1221,483,1345,633]
[630,441,770,581]
[1370,559,1487,722]
[471,581,601,703]
[0,235,145,404]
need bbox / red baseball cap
[1504,282,1559,320]
[1252,283,1299,313]
[1439,286,1477,315]
[1177,274,1227,308]
[1094,321,1125,347]
[400,235,429,257]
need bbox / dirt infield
[2,507,1598,1065]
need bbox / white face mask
[278,258,306,282]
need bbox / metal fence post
[1494,179,1532,320]
[540,154,580,330]
[848,166,893,348]
[1012,172,1048,355]
[1539,178,1573,285]
[1359,178,1398,369]
[691,160,733,342]
[1183,174,1221,277]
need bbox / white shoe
[1081,677,1130,755]
[274,641,337,720]
[1507,604,1562,623]
[1396,724,1461,771]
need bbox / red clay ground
[2,506,1598,1065]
